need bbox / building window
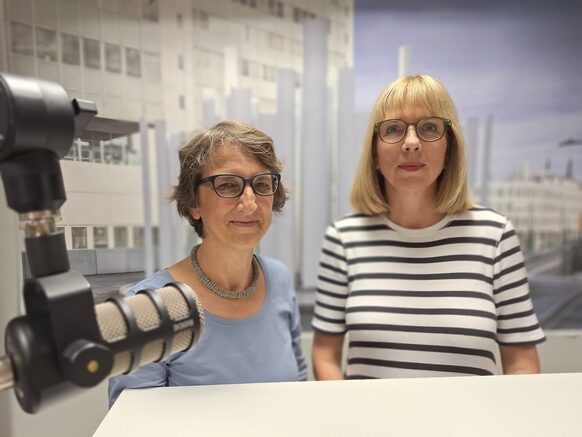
[240,59,249,76]
[105,43,122,73]
[143,51,161,81]
[142,0,159,22]
[61,33,80,65]
[179,94,186,110]
[125,47,141,77]
[72,227,88,249]
[94,226,109,248]
[10,22,33,56]
[268,0,284,18]
[83,38,101,69]
[293,7,315,23]
[177,12,183,27]
[192,9,209,29]
[133,227,144,247]
[178,54,184,70]
[114,226,128,248]
[36,28,57,61]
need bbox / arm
[499,344,540,374]
[290,294,308,381]
[108,360,169,408]
[312,330,345,380]
[311,223,350,380]
[493,219,545,348]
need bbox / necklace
[190,244,259,300]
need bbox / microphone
[1,281,205,413]
[96,282,205,377]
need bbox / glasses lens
[213,175,243,197]
[379,120,406,143]
[417,118,446,142]
[252,174,278,196]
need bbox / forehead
[206,142,265,174]
[383,106,433,122]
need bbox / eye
[216,182,237,190]
[213,176,242,194]
[253,176,274,193]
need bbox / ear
[189,206,201,220]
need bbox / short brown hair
[350,74,473,215]
[171,120,288,237]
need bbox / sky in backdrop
[354,0,582,181]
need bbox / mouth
[230,220,260,227]
[398,163,425,172]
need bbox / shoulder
[326,213,387,239]
[454,206,511,229]
[257,256,291,279]
[126,270,174,296]
[257,255,295,297]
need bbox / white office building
[489,171,582,255]
[0,0,354,274]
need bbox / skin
[167,142,274,319]
[313,107,540,379]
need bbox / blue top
[108,256,307,406]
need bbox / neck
[386,188,445,229]
[195,242,255,291]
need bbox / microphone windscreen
[94,284,204,376]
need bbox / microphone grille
[95,283,204,376]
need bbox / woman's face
[375,107,448,201]
[189,143,274,251]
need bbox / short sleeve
[493,219,545,345]
[311,224,349,334]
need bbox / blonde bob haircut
[350,74,473,215]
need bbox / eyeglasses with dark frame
[374,116,451,144]
[197,172,281,198]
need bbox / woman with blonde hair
[311,74,544,380]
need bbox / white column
[154,120,173,269]
[169,132,193,259]
[202,88,218,127]
[255,112,277,258]
[465,116,479,194]
[274,69,296,275]
[301,17,330,288]
[223,46,239,98]
[226,88,254,125]
[398,45,410,78]
[480,114,494,207]
[337,67,356,218]
[140,119,154,277]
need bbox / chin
[229,234,264,250]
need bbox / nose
[402,126,422,152]
[237,184,258,214]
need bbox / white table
[94,373,582,436]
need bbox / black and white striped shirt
[312,207,545,379]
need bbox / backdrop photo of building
[0,0,355,283]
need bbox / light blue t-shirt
[108,256,307,406]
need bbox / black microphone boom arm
[0,72,203,414]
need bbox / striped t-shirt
[311,207,545,379]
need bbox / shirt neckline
[380,213,454,238]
